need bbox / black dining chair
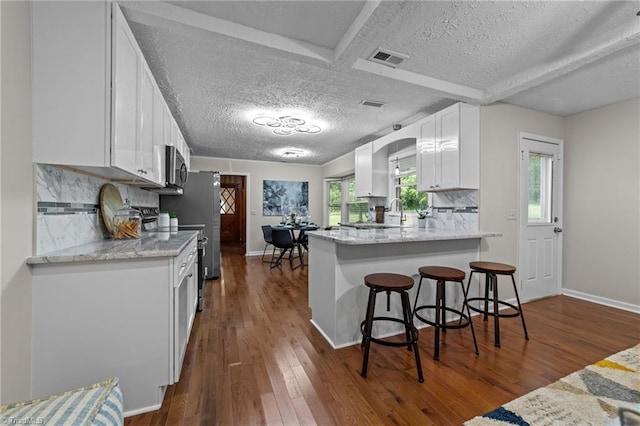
[261,225,275,263]
[270,228,302,269]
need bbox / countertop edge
[26,232,199,265]
[306,229,502,245]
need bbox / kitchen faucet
[388,198,405,224]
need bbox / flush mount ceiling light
[281,149,305,159]
[252,115,321,136]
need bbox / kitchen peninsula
[306,227,500,348]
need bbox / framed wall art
[263,180,309,216]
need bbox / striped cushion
[0,377,123,426]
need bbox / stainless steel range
[135,207,208,312]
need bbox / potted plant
[416,207,430,228]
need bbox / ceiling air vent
[368,48,408,68]
[360,100,385,108]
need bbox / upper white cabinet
[32,1,186,186]
[112,5,142,178]
[417,103,479,192]
[355,142,388,197]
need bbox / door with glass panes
[519,133,563,300]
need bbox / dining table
[272,223,319,266]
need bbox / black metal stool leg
[491,273,501,347]
[460,280,479,355]
[483,273,490,321]
[360,289,377,377]
[401,291,424,382]
[441,280,447,333]
[433,281,443,360]
[511,274,529,340]
[412,277,424,318]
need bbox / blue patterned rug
[465,344,640,425]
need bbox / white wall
[1,1,33,403]
[564,97,640,307]
[190,156,324,254]
[479,103,565,299]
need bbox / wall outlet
[250,209,256,216]
[507,209,517,220]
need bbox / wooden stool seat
[466,261,529,347]
[413,266,478,360]
[419,266,465,282]
[360,273,423,383]
[365,273,414,291]
[470,261,516,275]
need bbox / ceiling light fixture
[252,115,321,136]
[395,157,400,176]
[281,149,304,159]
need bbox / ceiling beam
[484,14,640,103]
[333,1,382,62]
[351,58,484,103]
[122,1,334,63]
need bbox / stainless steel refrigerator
[160,171,221,279]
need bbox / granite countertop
[26,231,199,265]
[306,227,501,245]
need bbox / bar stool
[465,261,529,347]
[413,266,478,360]
[360,273,424,383]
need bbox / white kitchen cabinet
[417,103,479,191]
[31,1,181,187]
[355,142,388,197]
[152,89,167,185]
[30,236,198,416]
[111,5,142,178]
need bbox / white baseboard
[562,289,640,314]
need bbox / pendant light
[395,157,400,176]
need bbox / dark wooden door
[220,175,246,243]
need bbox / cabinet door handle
[187,273,193,278]
[181,262,187,268]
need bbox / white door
[519,133,563,301]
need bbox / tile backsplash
[35,164,158,254]
[427,190,478,231]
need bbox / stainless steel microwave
[166,145,188,190]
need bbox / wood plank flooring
[125,249,640,425]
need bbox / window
[390,154,426,213]
[327,180,342,226]
[528,152,553,223]
[326,175,367,225]
[346,176,368,223]
[220,187,236,214]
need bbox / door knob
[554,227,563,233]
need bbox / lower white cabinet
[30,238,198,417]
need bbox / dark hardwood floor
[125,249,640,425]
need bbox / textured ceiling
[121,1,640,165]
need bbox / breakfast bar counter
[306,227,500,348]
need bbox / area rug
[464,344,640,425]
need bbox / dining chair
[261,225,275,263]
[270,228,302,269]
